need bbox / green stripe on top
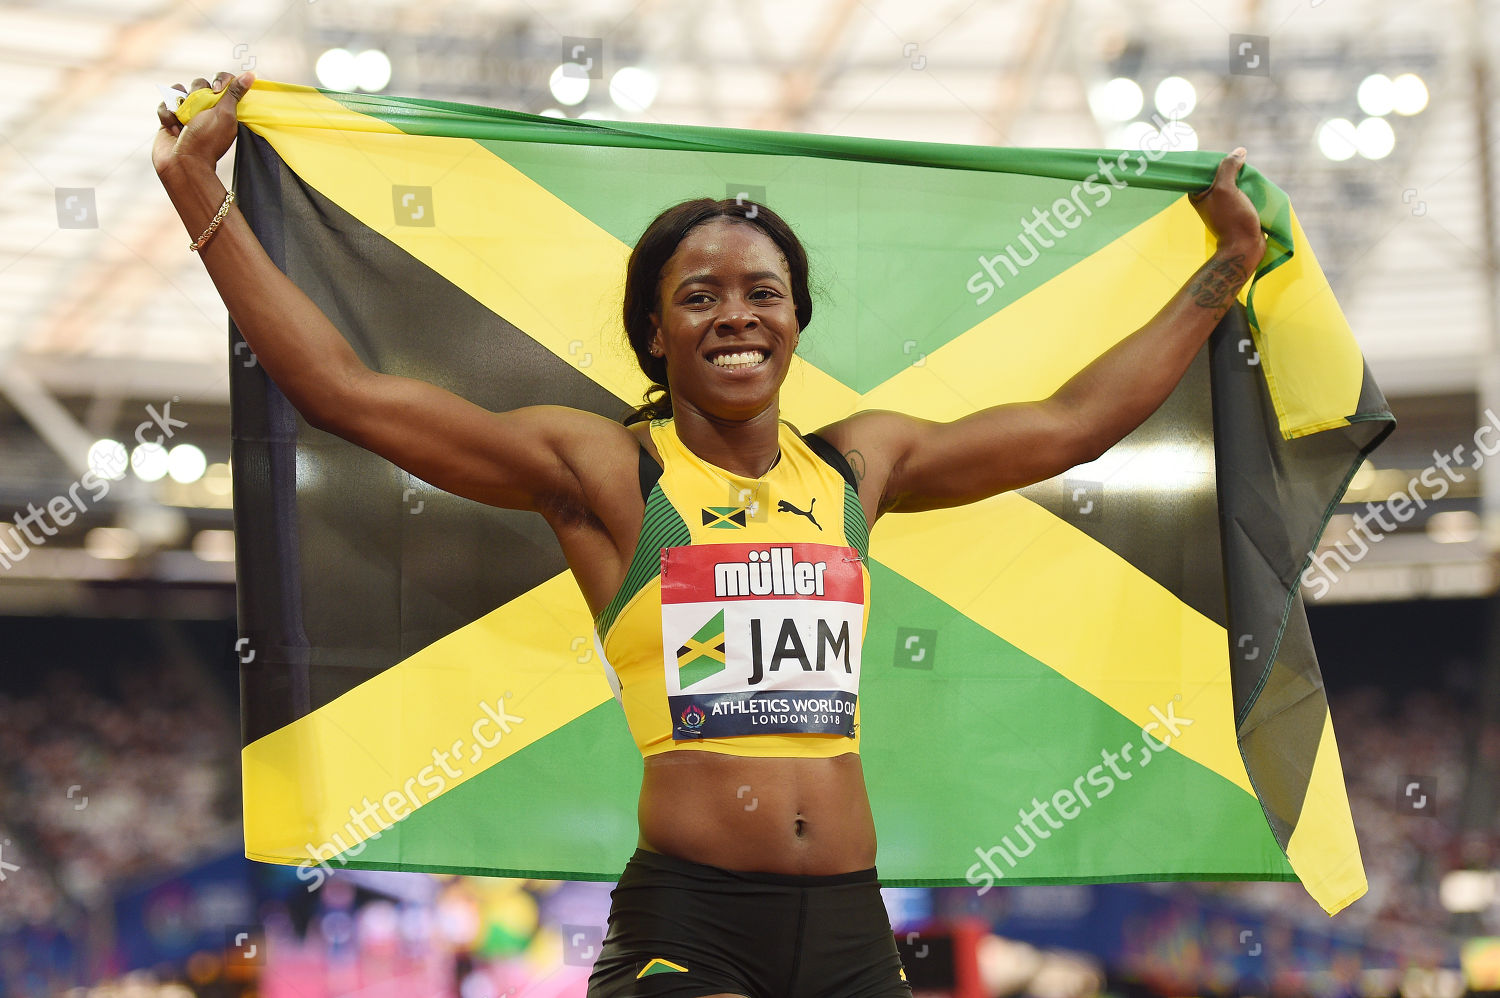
[478,144,1174,392]
[843,482,869,562]
[316,88,1291,392]
[595,483,690,639]
[314,86,1289,241]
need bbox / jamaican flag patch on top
[702,506,747,529]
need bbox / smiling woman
[155,67,1267,998]
[620,198,813,432]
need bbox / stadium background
[1,0,1498,995]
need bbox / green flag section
[193,81,1392,915]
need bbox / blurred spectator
[1198,684,1492,939]
[1,651,1488,954]
[0,661,239,932]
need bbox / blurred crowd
[0,655,1490,952]
[0,663,240,932]
[1209,684,1494,944]
[1335,686,1489,927]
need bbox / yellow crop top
[592,418,871,759]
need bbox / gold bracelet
[189,189,236,252]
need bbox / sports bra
[593,418,871,759]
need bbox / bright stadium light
[167,444,207,484]
[1154,76,1197,117]
[354,49,392,92]
[315,48,359,91]
[549,64,589,106]
[85,526,139,560]
[1357,116,1396,159]
[1427,510,1480,544]
[202,462,232,498]
[88,439,128,481]
[609,66,659,112]
[1116,120,1158,149]
[1089,77,1144,122]
[1357,74,1395,116]
[1317,118,1359,161]
[130,443,168,482]
[1439,870,1496,912]
[193,529,236,563]
[538,108,567,118]
[1392,73,1429,115]
[1159,118,1198,151]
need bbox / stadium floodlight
[1089,77,1144,122]
[88,439,128,481]
[1357,74,1395,116]
[1392,73,1429,115]
[1154,76,1197,118]
[549,64,589,106]
[1317,118,1358,161]
[1356,116,1396,159]
[167,444,208,485]
[610,66,659,112]
[315,48,359,92]
[130,442,168,482]
[354,49,392,92]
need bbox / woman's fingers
[1190,148,1248,203]
[1215,147,1247,186]
[156,72,238,134]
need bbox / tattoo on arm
[1188,253,1249,314]
[843,449,866,483]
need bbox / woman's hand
[1189,147,1266,260]
[152,70,254,180]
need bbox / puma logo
[777,497,821,531]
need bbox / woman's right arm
[155,71,624,515]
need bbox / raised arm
[154,71,627,516]
[817,149,1267,520]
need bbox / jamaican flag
[190,81,1392,915]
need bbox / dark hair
[621,198,812,424]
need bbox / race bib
[660,542,863,739]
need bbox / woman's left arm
[818,148,1267,520]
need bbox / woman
[156,71,1265,998]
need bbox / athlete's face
[649,218,800,423]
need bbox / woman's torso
[544,417,877,875]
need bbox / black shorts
[586,848,913,998]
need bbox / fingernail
[1233,146,1247,157]
[212,78,224,92]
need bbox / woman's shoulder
[804,410,902,451]
[626,419,662,466]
